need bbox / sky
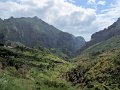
[0,0,120,41]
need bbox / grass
[0,46,77,90]
[2,35,120,90]
[65,35,120,90]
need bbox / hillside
[0,17,85,55]
[1,29,120,90]
[65,18,120,90]
[0,45,79,90]
[0,0,120,90]
[79,18,120,53]
[0,16,120,90]
[65,35,120,90]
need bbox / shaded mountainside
[0,17,85,54]
[79,18,120,54]
[65,35,120,90]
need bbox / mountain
[1,16,120,90]
[79,18,120,53]
[65,35,120,90]
[1,27,120,90]
[0,16,86,90]
[64,18,120,90]
[0,17,85,54]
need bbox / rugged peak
[4,16,16,22]
[33,16,39,19]
[9,16,14,19]
[0,17,85,55]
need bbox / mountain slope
[79,18,120,53]
[65,35,120,90]
[0,45,78,90]
[65,18,120,89]
[0,17,85,54]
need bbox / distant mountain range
[0,16,85,54]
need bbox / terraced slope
[0,46,77,90]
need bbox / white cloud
[88,0,96,4]
[0,0,97,40]
[95,0,120,30]
[88,0,106,5]
[67,0,75,3]
[0,0,119,41]
[97,0,106,5]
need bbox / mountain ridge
[78,18,120,54]
[0,16,85,55]
[65,17,120,90]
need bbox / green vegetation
[0,46,77,90]
[66,35,120,90]
[0,17,120,90]
[1,35,120,90]
[83,35,120,55]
